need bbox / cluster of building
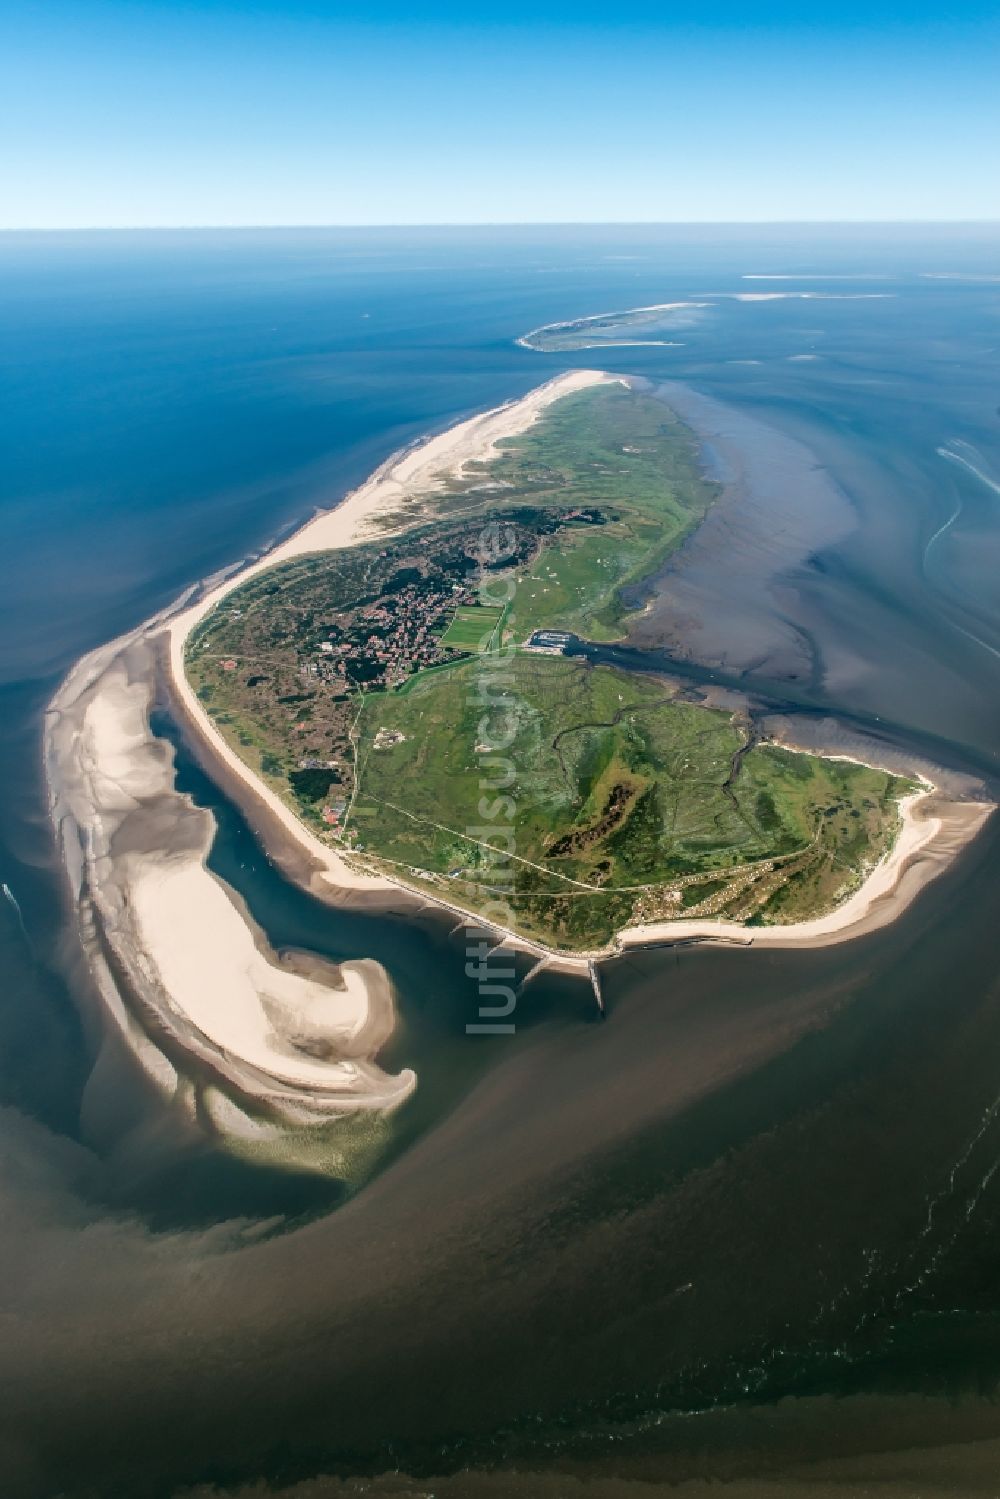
[321,800,348,828]
[314,577,477,690]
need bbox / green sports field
[439,604,504,651]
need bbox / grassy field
[494,385,717,641]
[183,382,910,952]
[183,383,716,830]
[348,655,909,950]
[439,604,505,651]
[426,383,719,642]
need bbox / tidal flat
[6,226,1000,1499]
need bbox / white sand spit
[51,651,414,1128]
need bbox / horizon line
[3,217,1000,235]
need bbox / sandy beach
[160,369,992,967]
[47,639,415,1135]
[163,368,617,900]
[44,372,618,1138]
[616,790,992,956]
[46,369,995,1143]
[517,302,708,350]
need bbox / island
[45,369,991,1152]
[176,373,946,954]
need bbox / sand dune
[617,793,992,956]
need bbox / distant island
[178,375,935,955]
[517,301,707,352]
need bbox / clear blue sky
[3,0,999,228]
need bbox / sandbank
[47,641,414,1132]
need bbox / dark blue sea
[2,225,1000,1498]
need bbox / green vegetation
[183,381,910,950]
[439,604,505,651]
[348,654,910,951]
[482,384,717,640]
[185,384,715,824]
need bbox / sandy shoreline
[164,626,993,971]
[46,638,415,1136]
[44,372,620,1139]
[158,369,992,971]
[617,791,992,956]
[46,368,995,1141]
[163,369,616,901]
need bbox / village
[189,504,610,840]
[311,570,480,691]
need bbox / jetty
[588,959,605,1016]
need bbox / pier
[588,960,605,1016]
